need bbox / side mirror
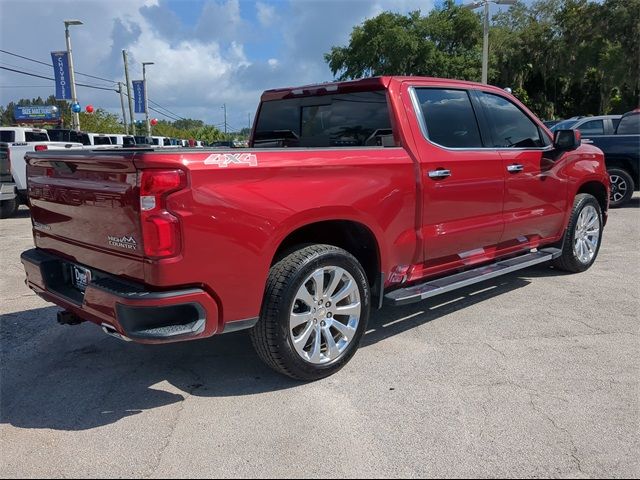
[554,129,581,151]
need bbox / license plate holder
[70,264,92,292]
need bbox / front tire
[608,168,634,208]
[553,193,603,273]
[250,244,370,381]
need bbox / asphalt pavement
[1,197,638,478]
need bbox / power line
[0,49,204,125]
[0,65,117,91]
[0,49,117,85]
[120,91,183,122]
[148,99,186,121]
[2,64,199,124]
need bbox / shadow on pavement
[0,266,560,431]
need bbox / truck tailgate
[27,151,145,280]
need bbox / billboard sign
[14,105,61,122]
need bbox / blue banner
[51,51,72,101]
[133,80,145,114]
[14,105,61,122]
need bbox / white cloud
[256,2,276,27]
[0,0,438,130]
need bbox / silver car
[551,115,622,136]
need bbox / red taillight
[34,145,48,151]
[138,169,185,258]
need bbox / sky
[0,0,486,131]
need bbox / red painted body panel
[22,76,609,343]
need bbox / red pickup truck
[21,77,609,380]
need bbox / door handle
[507,164,524,173]
[428,169,451,179]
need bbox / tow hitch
[56,310,85,326]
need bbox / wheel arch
[576,180,609,218]
[271,219,383,296]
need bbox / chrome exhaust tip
[101,323,131,342]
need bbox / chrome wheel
[289,266,361,365]
[609,174,628,204]
[573,204,600,264]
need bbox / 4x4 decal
[204,153,258,168]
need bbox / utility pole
[482,1,489,84]
[122,50,136,135]
[222,103,227,135]
[142,62,154,138]
[463,0,515,84]
[64,19,83,131]
[117,82,128,134]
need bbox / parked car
[584,109,640,207]
[543,120,562,129]
[551,115,622,136]
[0,127,82,218]
[21,76,609,380]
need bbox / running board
[384,248,562,306]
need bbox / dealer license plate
[71,264,92,292]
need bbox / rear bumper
[0,182,16,201]
[21,248,220,344]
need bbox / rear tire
[608,168,634,208]
[553,193,603,273]
[0,198,19,218]
[250,244,370,381]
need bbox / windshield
[550,119,579,132]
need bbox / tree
[325,0,640,118]
[325,1,481,81]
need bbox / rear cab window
[93,136,112,145]
[24,131,50,142]
[253,90,395,148]
[0,131,15,142]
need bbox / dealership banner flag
[133,80,145,113]
[51,51,72,100]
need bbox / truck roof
[260,76,508,101]
[0,126,47,132]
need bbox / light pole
[463,0,515,84]
[142,61,154,138]
[64,19,83,131]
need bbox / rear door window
[577,120,604,136]
[478,92,547,148]
[414,88,483,148]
